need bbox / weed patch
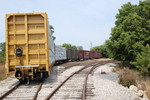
[115,66,150,99]
[117,67,138,87]
[0,63,6,81]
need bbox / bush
[132,44,150,76]
[0,63,6,81]
[147,86,150,99]
[0,42,5,63]
[118,67,137,87]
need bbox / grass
[137,76,150,99]
[147,86,150,99]
[117,67,138,87]
[114,65,150,99]
[0,63,7,81]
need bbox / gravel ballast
[0,62,148,100]
[90,63,145,100]
[0,76,19,97]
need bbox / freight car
[89,51,95,59]
[55,47,78,62]
[66,49,72,61]
[78,50,84,60]
[70,49,78,61]
[5,12,55,82]
[94,51,101,58]
[83,50,90,59]
[55,45,67,63]
[78,50,101,60]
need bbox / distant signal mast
[90,42,92,50]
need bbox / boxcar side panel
[71,50,78,61]
[89,51,94,59]
[55,46,67,61]
[78,50,84,60]
[84,50,90,59]
[66,49,72,61]
[94,51,101,58]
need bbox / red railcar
[84,50,90,59]
[93,51,101,58]
[89,51,95,59]
[78,50,84,60]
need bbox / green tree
[62,43,77,50]
[0,42,5,63]
[115,2,137,26]
[132,44,150,76]
[106,1,150,61]
[77,46,83,50]
[137,0,150,45]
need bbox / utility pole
[90,42,92,50]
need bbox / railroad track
[57,60,97,75]
[58,63,80,75]
[0,63,85,100]
[0,60,115,100]
[0,80,43,100]
[44,61,110,100]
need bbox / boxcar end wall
[5,12,55,80]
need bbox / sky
[0,0,141,50]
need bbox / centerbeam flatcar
[5,12,55,82]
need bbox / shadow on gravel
[43,66,58,84]
[97,72,119,83]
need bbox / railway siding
[0,60,146,100]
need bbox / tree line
[62,43,83,50]
[0,42,5,63]
[91,0,150,76]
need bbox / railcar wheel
[15,70,22,78]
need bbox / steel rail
[45,62,98,100]
[0,81,43,100]
[0,82,20,100]
[32,82,43,100]
[58,63,80,75]
[82,60,115,100]
[82,63,103,100]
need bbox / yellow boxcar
[5,12,55,82]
